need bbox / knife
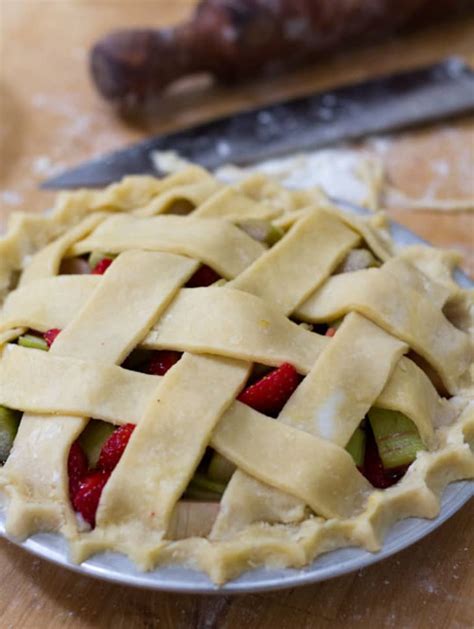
[43,57,474,189]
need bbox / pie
[0,165,473,585]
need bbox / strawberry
[362,425,407,489]
[97,423,136,472]
[238,363,301,417]
[72,470,111,527]
[145,350,182,376]
[43,328,61,347]
[67,441,88,497]
[325,318,344,337]
[91,257,113,275]
[186,265,221,287]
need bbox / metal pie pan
[1,204,473,593]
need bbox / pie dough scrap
[384,185,474,213]
[0,165,472,585]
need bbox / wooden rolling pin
[90,0,473,109]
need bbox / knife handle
[90,0,473,111]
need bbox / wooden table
[1,2,473,627]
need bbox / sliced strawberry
[325,327,337,337]
[67,441,88,498]
[237,363,301,417]
[91,258,113,275]
[97,423,136,472]
[72,470,111,527]
[362,424,407,489]
[43,328,61,347]
[186,265,221,287]
[145,350,182,376]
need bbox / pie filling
[0,337,425,527]
[0,166,472,584]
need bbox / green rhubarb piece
[18,333,48,351]
[207,452,236,484]
[79,420,115,467]
[266,224,285,246]
[368,408,424,470]
[0,406,21,464]
[345,427,366,467]
[237,220,284,246]
[88,251,116,270]
[189,472,227,496]
[183,487,221,502]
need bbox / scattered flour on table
[217,149,377,203]
[0,191,23,206]
[2,84,471,217]
[28,91,126,167]
[32,155,63,177]
[152,146,383,209]
[430,159,450,177]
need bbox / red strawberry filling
[91,258,113,275]
[238,363,302,417]
[67,441,89,498]
[68,423,136,527]
[145,350,182,376]
[324,318,344,337]
[97,423,135,472]
[43,328,61,347]
[186,265,221,288]
[72,470,111,527]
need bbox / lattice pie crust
[0,166,472,584]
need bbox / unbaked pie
[0,165,472,584]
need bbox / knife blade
[43,57,474,189]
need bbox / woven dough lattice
[0,166,473,584]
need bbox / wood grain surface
[0,2,473,628]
